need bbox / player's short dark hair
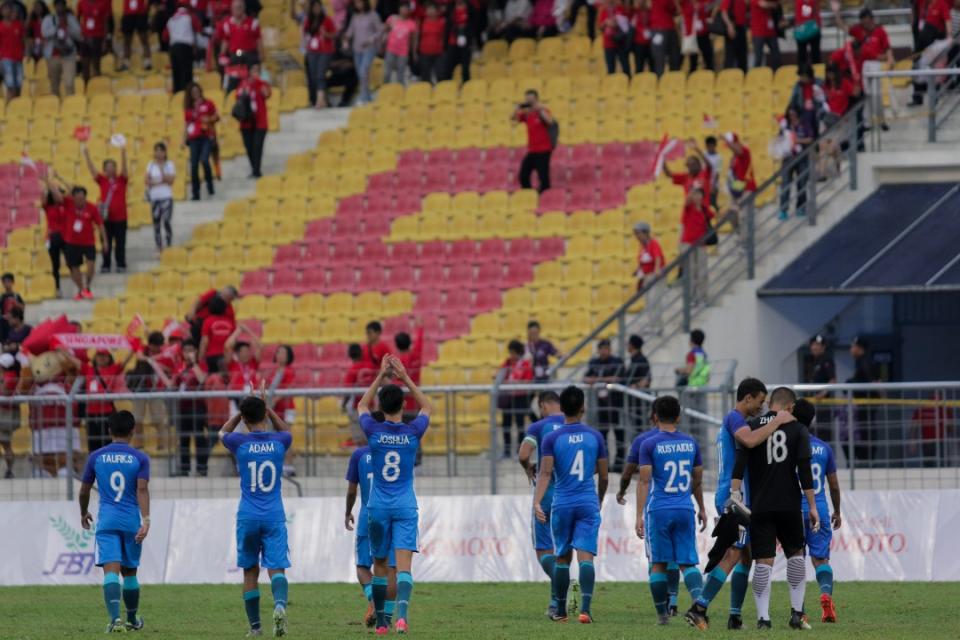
[508,339,525,356]
[690,329,705,346]
[705,135,717,146]
[628,334,643,350]
[793,398,816,427]
[347,343,363,360]
[1,272,13,282]
[366,320,382,334]
[736,377,767,401]
[395,332,411,351]
[378,384,404,415]
[538,390,561,407]
[527,320,541,330]
[147,331,164,346]
[560,385,584,418]
[653,395,682,423]
[108,410,136,438]
[769,386,797,407]
[239,396,267,424]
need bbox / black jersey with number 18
[735,411,812,514]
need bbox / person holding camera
[513,89,554,193]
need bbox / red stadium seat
[390,242,418,263]
[418,241,448,264]
[439,312,470,339]
[445,288,472,309]
[447,262,474,285]
[275,244,302,264]
[504,261,534,287]
[326,266,356,292]
[416,289,443,309]
[272,267,301,292]
[477,262,503,282]
[240,270,270,295]
[537,189,567,212]
[475,288,501,310]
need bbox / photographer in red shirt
[513,89,554,193]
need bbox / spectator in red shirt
[649,0,680,75]
[343,342,375,444]
[0,4,26,102]
[81,349,127,452]
[174,339,212,476]
[793,0,821,67]
[76,0,109,81]
[513,89,554,192]
[128,331,174,450]
[27,0,48,63]
[235,62,270,178]
[718,0,747,71]
[529,0,558,38]
[415,2,446,84]
[82,141,128,274]
[41,171,69,296]
[49,184,104,300]
[633,220,665,332]
[362,320,392,366]
[819,63,859,176]
[498,339,533,458]
[119,0,151,71]
[663,139,713,206]
[751,0,781,69]
[217,0,264,93]
[394,324,424,418]
[598,0,630,75]
[723,131,755,202]
[184,82,219,200]
[198,294,237,371]
[303,0,337,107]
[224,324,261,393]
[681,0,713,71]
[187,285,238,344]
[680,187,712,304]
[631,0,653,73]
[833,4,894,129]
[443,0,472,83]
[267,344,298,475]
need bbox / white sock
[786,555,807,613]
[753,563,772,621]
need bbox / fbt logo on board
[44,516,96,576]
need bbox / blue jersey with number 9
[224,431,292,521]
[640,430,702,512]
[81,443,151,533]
[541,423,607,510]
[361,413,429,511]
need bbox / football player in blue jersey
[534,386,608,624]
[220,391,293,637]
[79,411,151,633]
[357,354,433,636]
[793,399,842,623]
[518,390,565,617]
[635,396,708,626]
[345,425,398,628]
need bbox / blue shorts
[648,508,698,566]
[96,530,141,568]
[805,507,832,559]
[367,507,418,559]
[236,519,290,570]
[532,505,554,551]
[1,60,23,90]
[356,532,397,568]
[551,504,600,557]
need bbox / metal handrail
[605,383,723,425]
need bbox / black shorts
[749,510,805,559]
[64,243,96,268]
[121,13,149,36]
[80,37,105,58]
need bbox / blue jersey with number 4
[639,431,702,512]
[81,443,150,533]
[803,435,836,514]
[541,423,607,510]
[523,414,566,508]
[223,431,292,521]
[361,413,429,511]
[345,446,375,536]
[716,409,750,511]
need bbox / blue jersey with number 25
[361,413,429,511]
[541,423,607,510]
[639,430,702,512]
[223,431,292,521]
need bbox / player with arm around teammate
[357,354,433,636]
[79,410,150,633]
[731,387,819,631]
[793,398,842,623]
[534,385,609,624]
[517,390,565,618]
[220,390,293,637]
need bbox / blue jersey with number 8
[345,446,375,536]
[361,414,429,511]
[639,431,702,512]
[541,423,607,510]
[81,443,151,533]
[803,435,836,514]
[223,431,292,521]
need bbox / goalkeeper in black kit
[730,387,819,631]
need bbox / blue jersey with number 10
[639,431,702,512]
[345,446,375,536]
[541,423,607,509]
[803,435,837,514]
[81,443,151,533]
[223,431,292,521]
[361,413,429,511]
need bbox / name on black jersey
[248,443,276,453]
[100,453,134,464]
[378,434,412,446]
[656,442,695,454]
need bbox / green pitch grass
[5,581,957,639]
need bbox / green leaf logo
[49,515,95,552]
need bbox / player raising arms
[220,390,293,637]
[345,430,398,628]
[78,411,151,633]
[357,354,433,636]
[635,396,707,625]
[793,398,842,623]
[518,390,565,618]
[731,387,819,631]
[685,377,794,630]
[534,386,609,624]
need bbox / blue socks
[696,566,728,608]
[103,573,122,622]
[122,575,140,624]
[243,589,261,630]
[540,554,559,607]
[578,561,595,616]
[649,572,669,615]
[667,562,680,608]
[730,563,750,615]
[271,573,288,609]
[683,566,704,601]
[396,572,414,622]
[362,582,373,601]
[554,564,570,616]
[384,599,395,624]
[372,576,388,628]
[816,564,834,595]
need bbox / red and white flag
[652,134,679,178]
[702,113,718,129]
[51,333,133,351]
[161,318,187,339]
[125,314,145,340]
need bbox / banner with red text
[0,491,956,585]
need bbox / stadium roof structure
[759,182,960,297]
